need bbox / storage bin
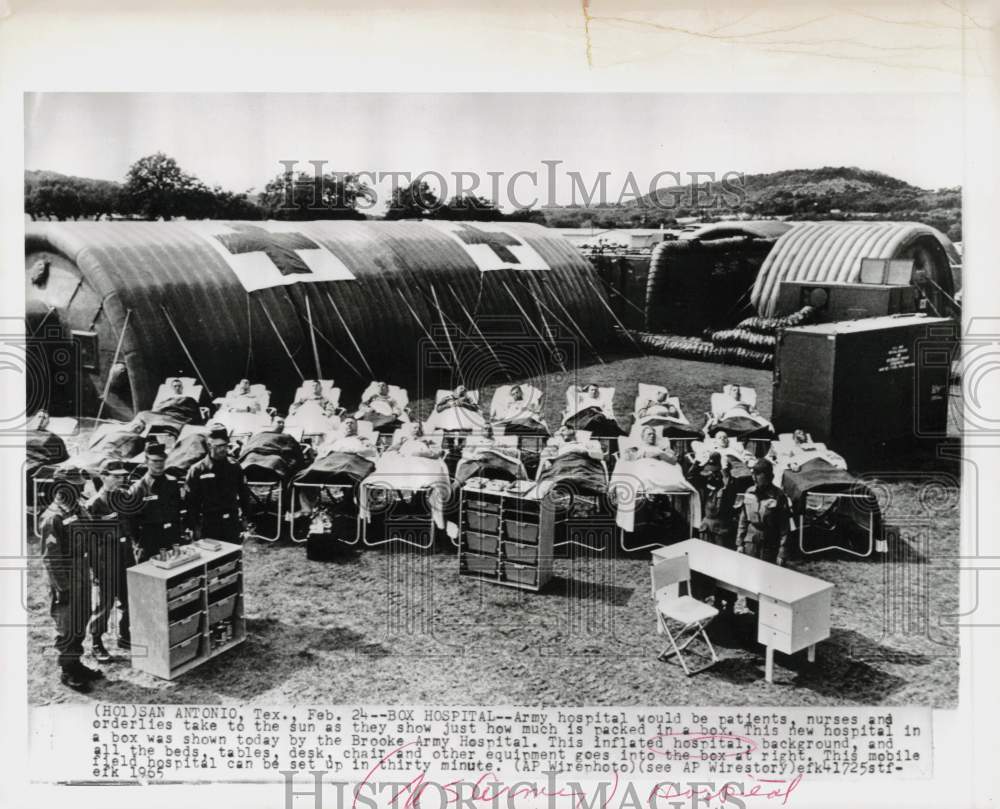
[464,530,499,555]
[207,592,238,625]
[168,610,203,646]
[207,570,240,594]
[169,634,201,669]
[167,588,201,614]
[166,575,202,601]
[464,497,500,515]
[504,519,539,543]
[206,556,240,579]
[502,562,537,587]
[466,510,500,533]
[463,553,498,576]
[502,541,538,565]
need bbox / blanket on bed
[294,451,375,485]
[165,433,209,477]
[27,430,69,477]
[562,406,625,437]
[781,456,860,505]
[454,450,526,487]
[536,450,607,496]
[239,431,306,480]
[707,416,774,441]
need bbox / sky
[24,93,963,213]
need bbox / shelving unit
[126,541,245,680]
[459,481,554,591]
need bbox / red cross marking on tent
[452,224,522,264]
[215,223,319,275]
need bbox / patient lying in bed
[356,381,405,419]
[543,425,605,460]
[424,385,488,433]
[361,423,451,528]
[314,417,376,460]
[636,391,680,421]
[289,380,340,417]
[611,426,701,532]
[771,429,847,473]
[220,379,264,413]
[691,430,749,468]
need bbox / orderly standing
[736,458,793,566]
[126,439,184,562]
[185,425,250,543]
[39,468,103,692]
[86,458,133,660]
[699,454,740,613]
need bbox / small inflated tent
[25,220,616,420]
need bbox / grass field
[26,353,961,707]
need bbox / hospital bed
[290,421,378,547]
[704,385,775,453]
[355,382,411,440]
[610,425,702,552]
[453,434,528,488]
[237,427,306,543]
[561,385,626,458]
[771,434,883,558]
[358,429,452,549]
[533,431,613,552]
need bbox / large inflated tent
[644,229,786,335]
[751,221,960,318]
[25,220,616,420]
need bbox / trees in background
[257,169,373,220]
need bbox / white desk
[652,539,834,682]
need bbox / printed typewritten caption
[32,705,930,801]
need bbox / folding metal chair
[651,557,719,676]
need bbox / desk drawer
[758,596,794,634]
[757,624,793,655]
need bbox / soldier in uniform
[699,453,740,613]
[86,458,133,661]
[126,439,184,562]
[39,467,104,692]
[736,457,794,567]
[185,424,250,543]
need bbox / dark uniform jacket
[126,472,183,556]
[701,477,740,536]
[39,501,91,590]
[185,455,250,538]
[85,487,134,563]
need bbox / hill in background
[25,165,962,241]
[545,166,962,241]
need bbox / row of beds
[26,380,881,557]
